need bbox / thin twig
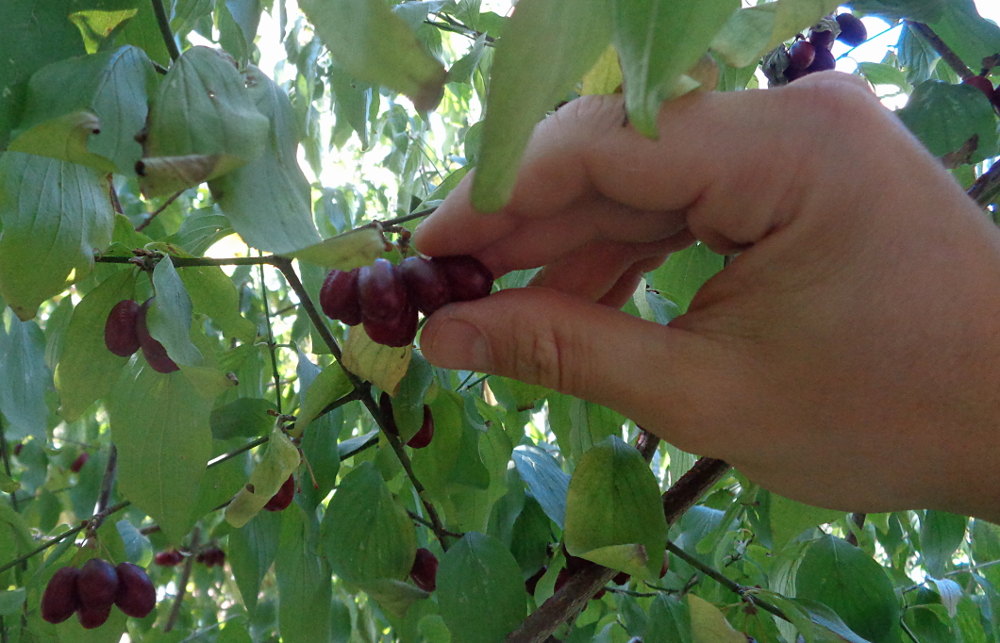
[259,257,283,414]
[164,527,199,632]
[92,445,118,531]
[206,436,270,469]
[136,189,184,232]
[906,22,973,79]
[407,510,464,539]
[150,0,181,61]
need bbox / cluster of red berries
[409,547,438,592]
[195,547,226,568]
[783,13,868,83]
[320,255,493,347]
[104,298,178,373]
[41,559,155,628]
[380,393,435,448]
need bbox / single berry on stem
[76,558,119,612]
[264,475,295,511]
[410,548,439,592]
[835,13,867,46]
[41,567,81,624]
[407,405,435,449]
[114,562,156,618]
[399,256,451,315]
[104,300,141,357]
[319,268,362,326]
[154,550,184,566]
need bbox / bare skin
[412,72,1000,522]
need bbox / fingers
[419,287,746,455]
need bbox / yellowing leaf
[8,111,114,172]
[289,227,387,270]
[688,594,746,643]
[225,425,302,528]
[341,325,411,395]
[582,45,622,95]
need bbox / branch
[91,445,118,531]
[164,527,199,632]
[967,161,1000,208]
[906,22,973,79]
[136,189,184,232]
[662,457,729,525]
[259,258,284,415]
[151,0,181,61]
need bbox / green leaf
[438,532,526,643]
[846,0,944,22]
[293,363,352,436]
[928,0,1000,74]
[8,111,114,172]
[0,0,86,149]
[897,22,940,85]
[276,505,332,643]
[110,359,214,545]
[69,9,138,53]
[470,0,612,212]
[644,595,693,643]
[711,0,841,68]
[224,425,301,528]
[116,518,153,567]
[613,0,738,136]
[511,445,569,529]
[10,46,156,175]
[289,227,387,270]
[769,494,843,552]
[118,0,171,67]
[180,265,258,343]
[688,594,745,643]
[229,509,283,617]
[208,65,323,254]
[751,589,871,643]
[897,81,998,164]
[319,461,417,584]
[211,397,276,440]
[0,311,50,442]
[297,410,343,509]
[0,469,17,495]
[140,46,269,197]
[0,152,115,321]
[148,256,203,367]
[166,206,235,256]
[795,535,899,643]
[358,578,430,619]
[857,62,912,94]
[0,588,25,617]
[54,269,136,421]
[299,0,446,111]
[920,511,968,578]
[564,436,667,579]
[648,242,724,314]
[329,67,372,149]
[390,352,435,441]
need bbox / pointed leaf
[645,595,693,643]
[208,66,322,254]
[897,81,998,164]
[750,589,871,643]
[358,578,429,619]
[711,0,841,68]
[289,227,388,270]
[582,45,623,96]
[319,461,417,584]
[341,324,412,395]
[649,242,724,314]
[0,312,50,442]
[512,445,569,529]
[224,425,302,528]
[0,152,114,320]
[438,532,526,643]
[564,436,667,579]
[211,397,276,439]
[927,577,963,619]
[180,264,257,343]
[920,511,968,578]
[613,0,738,136]
[471,0,612,212]
[229,510,282,617]
[110,359,214,544]
[8,111,113,172]
[276,505,332,643]
[769,494,843,552]
[148,256,203,367]
[299,0,446,111]
[293,363,352,436]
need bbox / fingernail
[430,318,492,372]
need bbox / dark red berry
[784,65,807,82]
[358,259,408,324]
[564,550,588,574]
[432,256,493,302]
[806,47,837,73]
[407,406,435,449]
[399,256,451,315]
[835,13,867,46]
[77,606,111,629]
[154,550,183,566]
[964,75,994,100]
[114,562,156,618]
[379,392,399,436]
[660,551,670,578]
[554,567,572,593]
[593,586,606,600]
[613,571,630,585]
[525,566,547,596]
[788,40,815,71]
[319,268,362,326]
[195,547,226,568]
[263,475,295,511]
[362,298,418,347]
[809,29,835,50]
[41,567,81,624]
[410,548,438,592]
[12,443,22,456]
[76,558,119,612]
[70,452,89,473]
[136,299,179,374]
[104,300,141,357]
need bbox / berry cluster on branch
[41,559,155,628]
[104,298,178,373]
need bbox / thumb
[419,287,743,454]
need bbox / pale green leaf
[8,111,114,172]
[289,227,386,270]
[299,0,446,111]
[897,81,998,164]
[229,509,283,617]
[116,518,153,567]
[148,256,203,367]
[471,0,612,212]
[711,0,841,68]
[276,505,333,643]
[0,469,18,495]
[110,359,215,545]
[0,152,114,320]
[688,594,745,643]
[180,265,258,343]
[0,588,25,617]
[225,425,301,528]
[293,363,352,435]
[648,242,724,314]
[358,578,429,619]
[645,595,693,643]
[69,10,138,53]
[512,445,569,529]
[341,324,412,395]
[0,311,50,442]
[920,511,968,578]
[438,532,526,643]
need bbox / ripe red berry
[525,566,547,596]
[788,40,816,71]
[114,562,156,618]
[104,300,141,357]
[195,547,226,568]
[12,443,23,456]
[263,475,295,511]
[612,571,630,585]
[76,558,119,612]
[136,299,179,374]
[358,259,408,324]
[964,75,995,100]
[835,13,867,47]
[806,47,837,73]
[41,566,81,624]
[70,452,89,473]
[410,548,438,592]
[809,29,835,50]
[77,605,112,629]
[399,256,451,315]
[432,256,493,302]
[319,268,362,326]
[362,298,418,347]
[154,550,183,566]
[553,567,572,593]
[407,406,435,449]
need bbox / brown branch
[164,527,199,632]
[91,445,118,532]
[663,457,730,525]
[151,0,180,61]
[906,22,973,79]
[136,189,184,232]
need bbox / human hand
[412,72,1000,520]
